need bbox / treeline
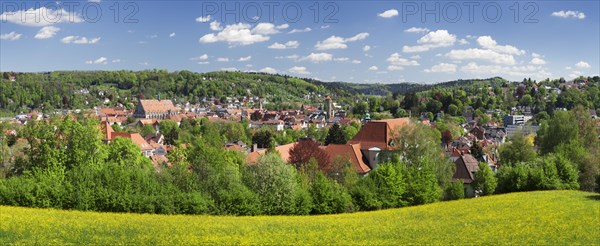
[0,117,463,215]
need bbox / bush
[310,172,353,214]
[445,181,465,200]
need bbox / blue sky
[1,1,599,84]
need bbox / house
[246,142,296,164]
[452,154,480,197]
[470,126,485,141]
[133,99,178,119]
[101,121,155,157]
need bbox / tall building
[324,96,333,120]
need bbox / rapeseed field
[1,190,599,245]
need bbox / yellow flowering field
[1,190,599,245]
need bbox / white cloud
[532,53,541,58]
[575,61,591,68]
[259,67,277,74]
[565,66,572,70]
[140,62,150,66]
[200,22,277,46]
[530,57,546,65]
[424,63,457,73]
[351,60,361,64]
[288,66,310,75]
[198,61,210,65]
[268,40,299,49]
[334,57,349,62]
[276,24,289,29]
[0,7,82,26]
[404,27,430,33]
[190,54,209,60]
[458,39,469,45]
[363,45,371,52]
[217,57,229,62]
[275,54,300,61]
[410,55,421,60]
[321,25,330,29]
[112,59,121,63]
[252,23,283,35]
[315,32,369,50]
[220,67,238,71]
[61,36,100,44]
[303,53,333,63]
[34,26,60,39]
[196,15,211,22]
[402,30,456,53]
[378,9,399,18]
[169,32,176,37]
[369,66,378,71]
[386,53,419,71]
[476,36,525,55]
[85,57,108,65]
[569,70,583,79]
[0,31,22,40]
[460,62,552,79]
[551,10,585,19]
[288,27,311,34]
[238,56,252,62]
[445,48,516,65]
[209,21,223,31]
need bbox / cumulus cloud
[200,22,284,46]
[363,45,371,52]
[575,61,591,68]
[315,32,369,50]
[460,62,552,79]
[34,26,60,39]
[196,15,211,22]
[61,36,100,44]
[445,48,516,65]
[268,40,299,49]
[530,57,546,65]
[288,27,311,34]
[220,67,238,71]
[85,57,108,65]
[259,67,277,74]
[190,54,209,60]
[402,30,456,53]
[378,9,398,18]
[288,66,310,75]
[238,56,252,62]
[275,54,300,61]
[303,53,333,63]
[0,31,22,40]
[424,63,457,73]
[169,32,176,38]
[404,27,430,33]
[551,10,585,19]
[476,36,525,55]
[386,53,419,71]
[369,66,378,71]
[209,21,223,31]
[0,7,82,26]
[217,57,229,62]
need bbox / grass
[1,190,599,245]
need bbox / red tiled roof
[322,143,371,174]
[246,143,296,164]
[348,117,411,150]
[139,100,177,114]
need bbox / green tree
[537,110,579,154]
[309,172,353,214]
[499,133,536,165]
[159,120,179,145]
[324,124,346,145]
[473,163,497,196]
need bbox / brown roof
[100,121,114,141]
[452,154,480,184]
[322,143,371,174]
[111,132,153,151]
[139,100,177,114]
[348,117,411,150]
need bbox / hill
[1,70,506,115]
[1,190,598,244]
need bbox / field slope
[1,190,599,245]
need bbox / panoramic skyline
[1,1,599,83]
